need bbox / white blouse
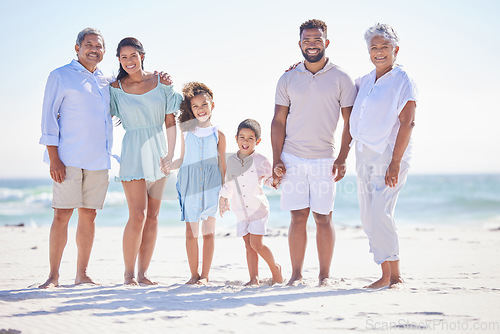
[350,65,417,162]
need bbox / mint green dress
[110,76,182,182]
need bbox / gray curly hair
[364,23,399,49]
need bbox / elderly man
[39,28,113,288]
[272,19,357,286]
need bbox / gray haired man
[39,28,113,288]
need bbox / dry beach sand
[1,224,500,333]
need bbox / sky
[0,0,499,179]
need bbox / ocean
[1,175,499,230]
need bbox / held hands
[219,197,230,217]
[272,160,286,187]
[385,160,401,188]
[160,156,173,176]
[332,157,347,182]
[50,158,66,183]
[154,71,173,85]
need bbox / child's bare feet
[39,276,58,289]
[244,278,260,286]
[286,275,304,286]
[364,277,390,289]
[186,274,201,285]
[124,277,139,286]
[196,277,209,285]
[271,264,284,285]
[75,274,99,286]
[138,276,158,285]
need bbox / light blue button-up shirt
[40,59,114,170]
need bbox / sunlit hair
[76,28,105,48]
[237,119,261,140]
[115,37,146,81]
[299,19,327,39]
[178,82,214,132]
[364,23,399,49]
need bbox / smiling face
[75,34,105,72]
[299,28,329,63]
[236,128,260,157]
[190,93,214,124]
[369,35,399,71]
[118,45,143,75]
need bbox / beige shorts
[53,166,109,209]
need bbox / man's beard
[301,48,325,63]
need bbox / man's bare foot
[389,277,405,289]
[186,274,201,285]
[286,275,304,286]
[196,277,209,285]
[244,278,260,286]
[318,277,332,287]
[124,277,139,286]
[137,276,158,285]
[75,275,99,286]
[39,276,58,289]
[271,264,284,285]
[364,277,390,289]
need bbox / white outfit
[219,152,273,237]
[280,152,336,215]
[350,65,417,264]
[350,65,417,163]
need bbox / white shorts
[280,152,336,215]
[237,214,268,237]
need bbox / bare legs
[243,234,283,286]
[185,217,215,285]
[122,179,162,286]
[75,208,97,285]
[365,260,403,289]
[39,208,98,288]
[314,211,335,286]
[287,208,335,286]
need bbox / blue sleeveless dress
[109,76,182,182]
[176,126,222,222]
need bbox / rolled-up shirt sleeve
[39,71,63,146]
[397,77,418,114]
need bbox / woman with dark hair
[110,37,182,285]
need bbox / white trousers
[355,144,409,265]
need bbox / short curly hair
[299,19,327,39]
[237,119,261,140]
[178,82,214,132]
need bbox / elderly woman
[350,23,417,289]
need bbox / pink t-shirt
[275,61,356,159]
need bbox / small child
[219,119,283,286]
[164,82,226,285]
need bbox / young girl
[110,37,182,285]
[164,82,226,285]
[219,119,283,286]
